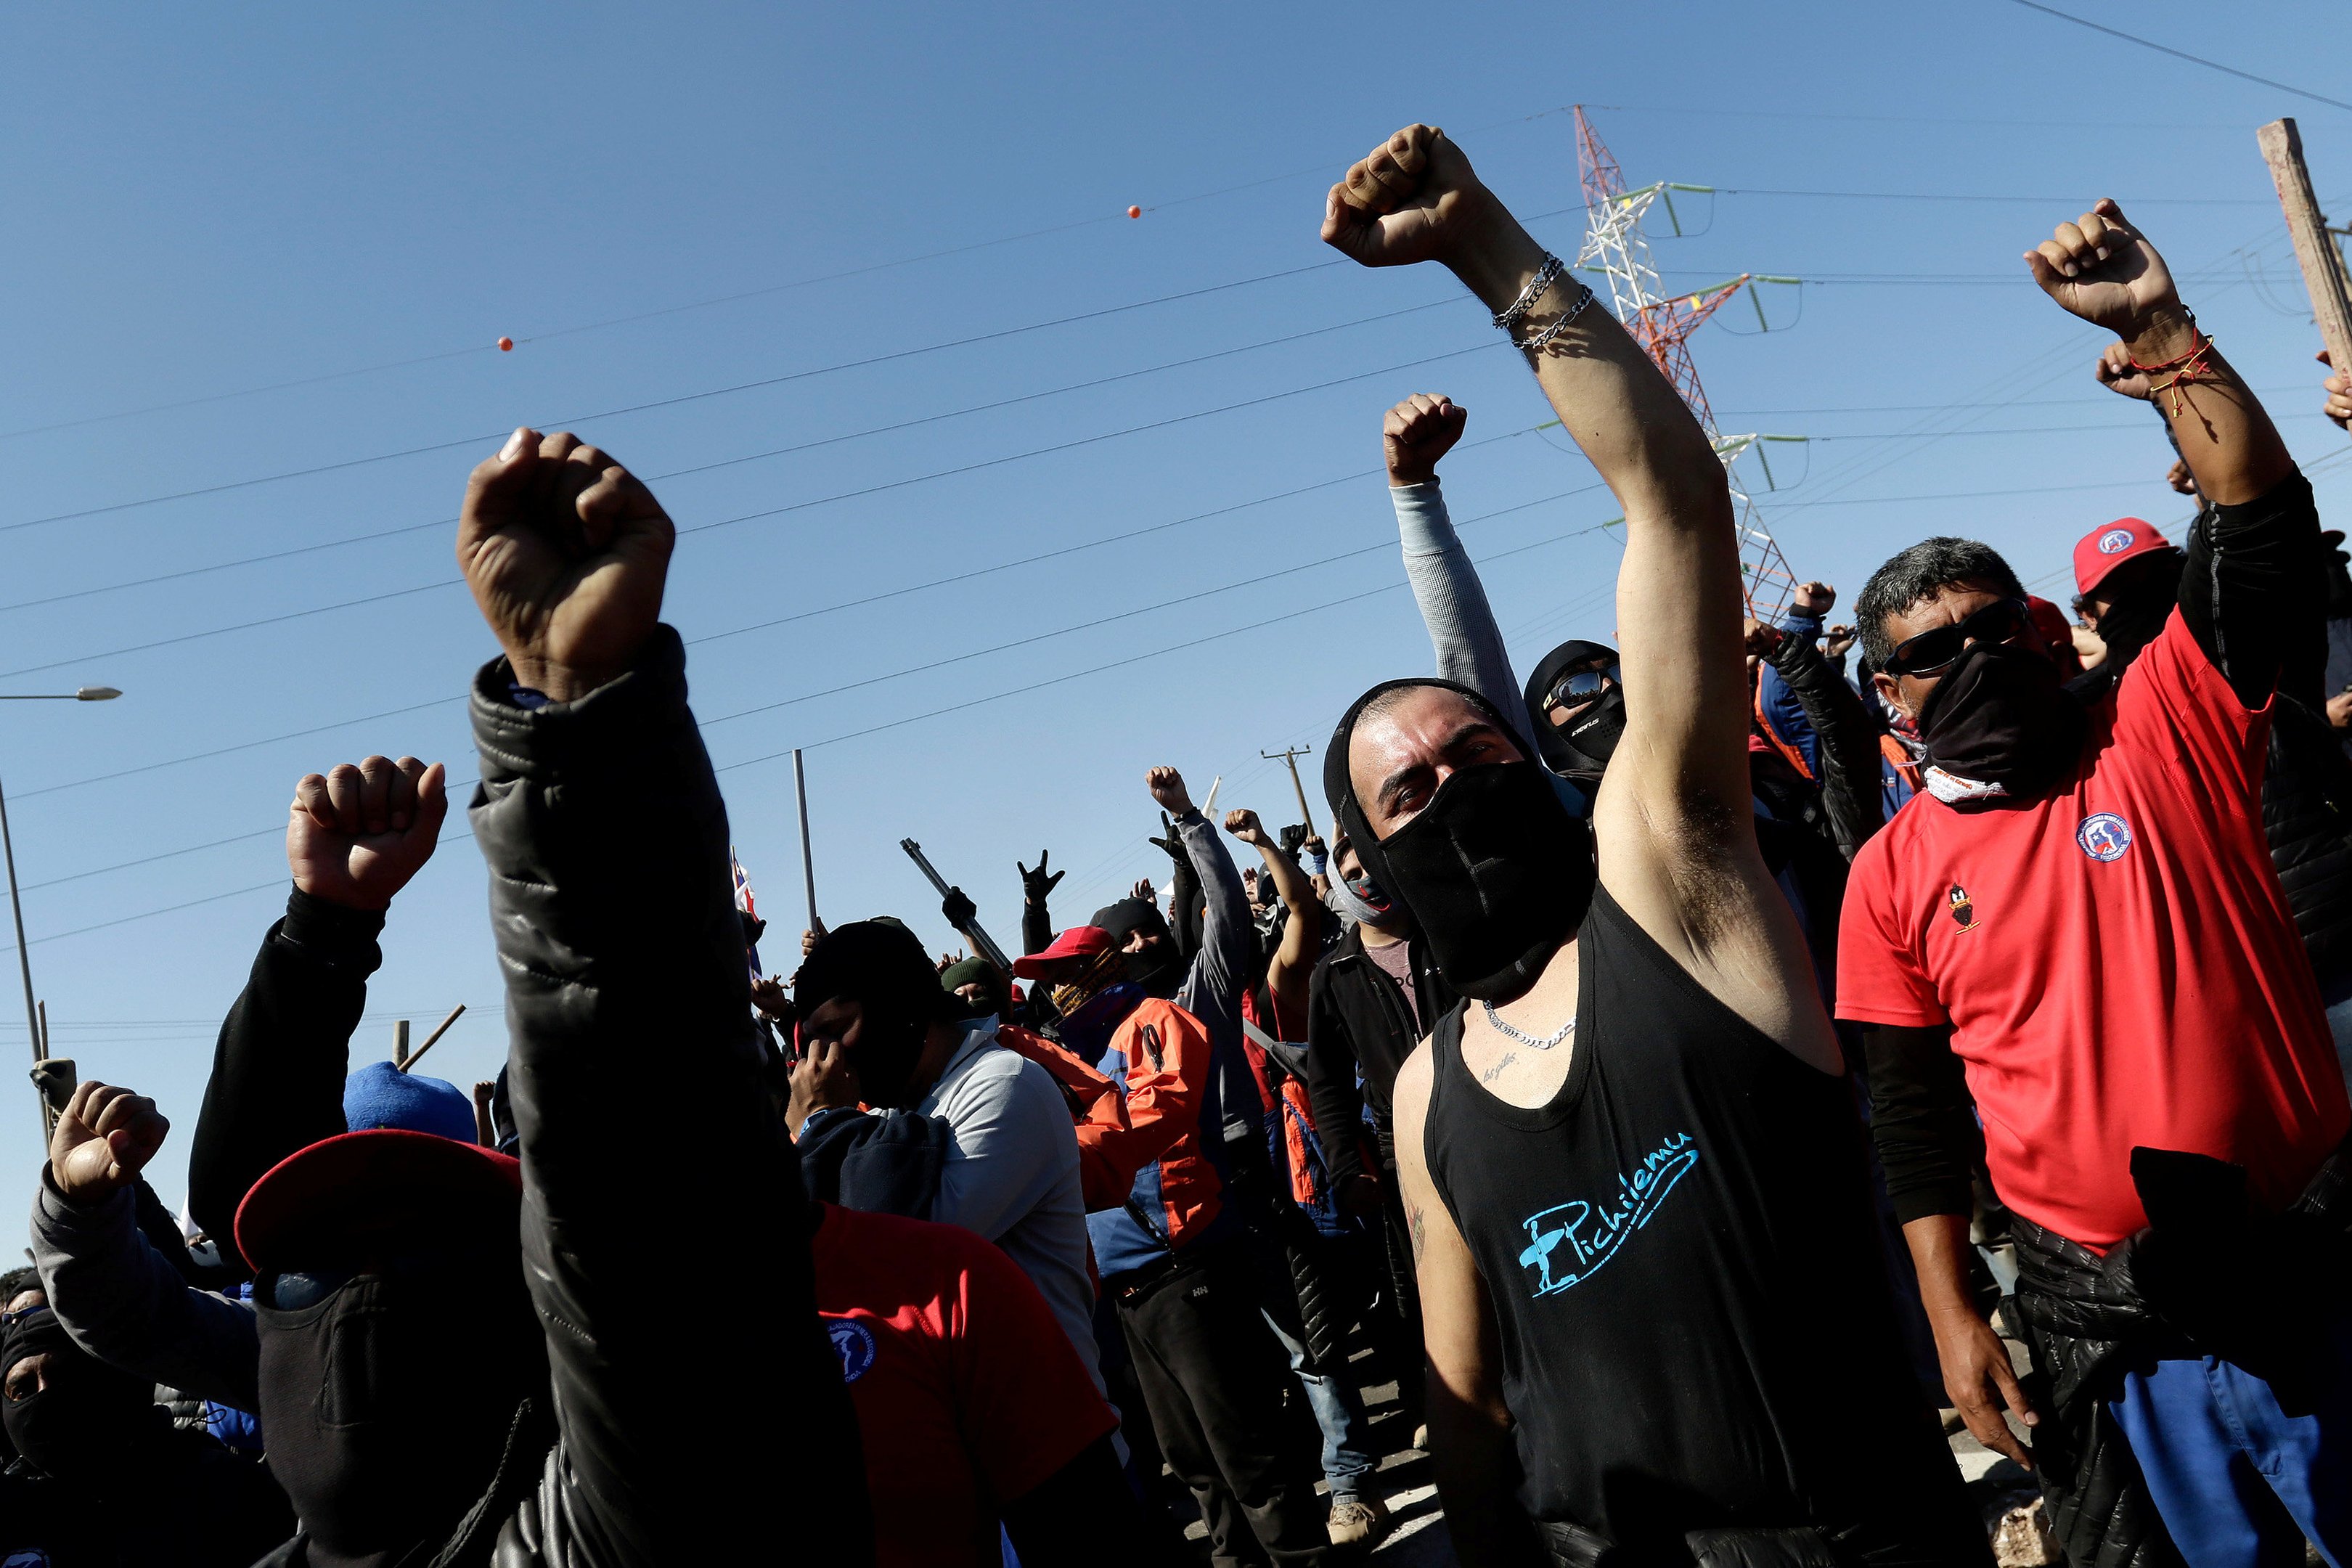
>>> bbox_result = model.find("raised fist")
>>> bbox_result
[2094,341,2155,402]
[1321,125,1498,271]
[1222,808,1270,847]
[458,428,677,703]
[50,1082,168,1204]
[2322,349,2352,433]
[942,886,979,933]
[1384,393,1469,486]
[1791,581,1836,618]
[288,756,449,911]
[2022,200,2184,345]
[2166,458,2197,496]
[1824,624,1858,661]
[1129,878,1157,903]
[1146,766,1194,817]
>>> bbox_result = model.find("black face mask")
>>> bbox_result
[1365,761,1594,1003]
[1916,640,2086,798]
[2089,552,2184,677]
[1548,685,1627,774]
[257,1249,543,1568]
[1123,942,1184,999]
[1,1310,157,1490]
[841,1001,932,1108]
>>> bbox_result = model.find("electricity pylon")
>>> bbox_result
[1572,106,1798,620]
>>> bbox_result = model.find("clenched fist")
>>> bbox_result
[1322,125,1500,272]
[50,1082,168,1204]
[1146,766,1194,817]
[289,756,449,910]
[2023,200,2189,354]
[1385,394,1468,486]
[459,428,677,703]
[1222,808,1271,847]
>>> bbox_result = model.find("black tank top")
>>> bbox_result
[1424,886,1959,1548]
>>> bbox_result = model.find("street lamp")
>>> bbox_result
[0,685,121,1136]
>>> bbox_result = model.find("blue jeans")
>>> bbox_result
[1260,1310,1376,1500]
[2107,1318,2352,1568]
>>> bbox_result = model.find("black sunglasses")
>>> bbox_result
[1543,662,1621,714]
[1882,598,2031,679]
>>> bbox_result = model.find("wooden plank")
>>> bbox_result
[2258,118,2352,377]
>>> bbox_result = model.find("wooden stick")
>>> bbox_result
[396,1004,466,1073]
[2258,119,2352,377]
[391,1018,409,1070]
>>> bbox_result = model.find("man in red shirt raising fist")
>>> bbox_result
[1841,199,2352,1566]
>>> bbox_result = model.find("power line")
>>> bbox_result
[0,293,1462,618]
[0,337,1507,682]
[2006,0,2352,115]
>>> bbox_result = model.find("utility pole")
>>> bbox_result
[2258,119,2352,380]
[1261,746,1316,838]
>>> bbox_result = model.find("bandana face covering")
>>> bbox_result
[1915,639,2086,802]
[1368,761,1595,1002]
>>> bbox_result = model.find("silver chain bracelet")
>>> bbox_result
[1490,253,1565,332]
[1511,281,1597,353]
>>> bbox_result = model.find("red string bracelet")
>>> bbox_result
[2131,329,2218,417]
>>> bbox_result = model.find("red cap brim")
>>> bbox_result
[234,1129,521,1273]
[1010,925,1114,978]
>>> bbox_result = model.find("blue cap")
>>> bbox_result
[342,1060,477,1144]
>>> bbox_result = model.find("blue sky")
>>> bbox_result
[3,0,2350,1212]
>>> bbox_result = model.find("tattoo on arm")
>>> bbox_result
[1478,1050,1517,1085]
[1408,1201,1428,1260]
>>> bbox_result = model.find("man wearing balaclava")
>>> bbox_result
[160,429,872,1567]
[1842,205,2352,1564]
[1320,123,1981,1561]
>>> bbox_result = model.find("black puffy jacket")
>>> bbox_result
[2261,692,2352,990]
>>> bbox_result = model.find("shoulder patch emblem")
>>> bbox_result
[1946,883,1977,931]
[828,1319,877,1384]
[2077,812,2133,862]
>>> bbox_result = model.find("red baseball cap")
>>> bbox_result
[2073,518,2176,598]
[1010,925,1114,978]
[234,1129,522,1274]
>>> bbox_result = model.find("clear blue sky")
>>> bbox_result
[4,0,2350,1216]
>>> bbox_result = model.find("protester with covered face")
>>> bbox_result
[1842,202,2352,1564]
[788,918,1101,1394]
[0,1090,291,1568]
[1748,582,1887,862]
[163,427,873,1565]
[1013,917,1330,1566]
[1322,122,1980,1563]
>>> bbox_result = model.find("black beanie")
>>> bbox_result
[796,921,960,1026]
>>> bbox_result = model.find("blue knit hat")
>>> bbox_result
[342,1060,477,1143]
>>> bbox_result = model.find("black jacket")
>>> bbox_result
[246,630,873,1567]
[2261,691,2352,989]
[1303,924,1455,1183]
[1763,626,1883,861]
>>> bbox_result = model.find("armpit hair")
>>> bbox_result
[1643,785,1749,949]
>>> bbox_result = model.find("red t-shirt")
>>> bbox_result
[1837,615,2349,1248]
[810,1204,1120,1567]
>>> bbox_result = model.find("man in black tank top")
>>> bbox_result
[1317,126,1984,1567]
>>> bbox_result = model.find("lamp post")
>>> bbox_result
[0,686,121,1136]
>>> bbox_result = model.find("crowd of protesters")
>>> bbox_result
[9,120,2352,1568]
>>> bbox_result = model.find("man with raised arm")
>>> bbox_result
[1844,203,2352,1565]
[1320,126,1978,1566]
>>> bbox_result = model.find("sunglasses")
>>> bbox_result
[1543,662,1621,714]
[1882,598,2031,679]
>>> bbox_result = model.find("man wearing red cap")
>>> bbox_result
[1016,921,1331,1566]
[1843,203,2352,1564]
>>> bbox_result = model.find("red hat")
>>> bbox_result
[234,1129,521,1274]
[1010,926,1114,978]
[2073,518,2175,598]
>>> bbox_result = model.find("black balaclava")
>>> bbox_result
[1522,640,1624,777]
[937,956,1003,1021]
[1,1306,160,1490]
[1916,639,2088,799]
[795,919,960,1106]
[257,1229,543,1568]
[1325,678,1596,1003]
[1091,899,1183,997]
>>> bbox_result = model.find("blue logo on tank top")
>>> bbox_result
[1515,1132,1699,1297]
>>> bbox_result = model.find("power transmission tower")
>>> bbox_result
[1572,106,1798,621]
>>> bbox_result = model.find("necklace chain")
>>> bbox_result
[1479,999,1576,1051]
